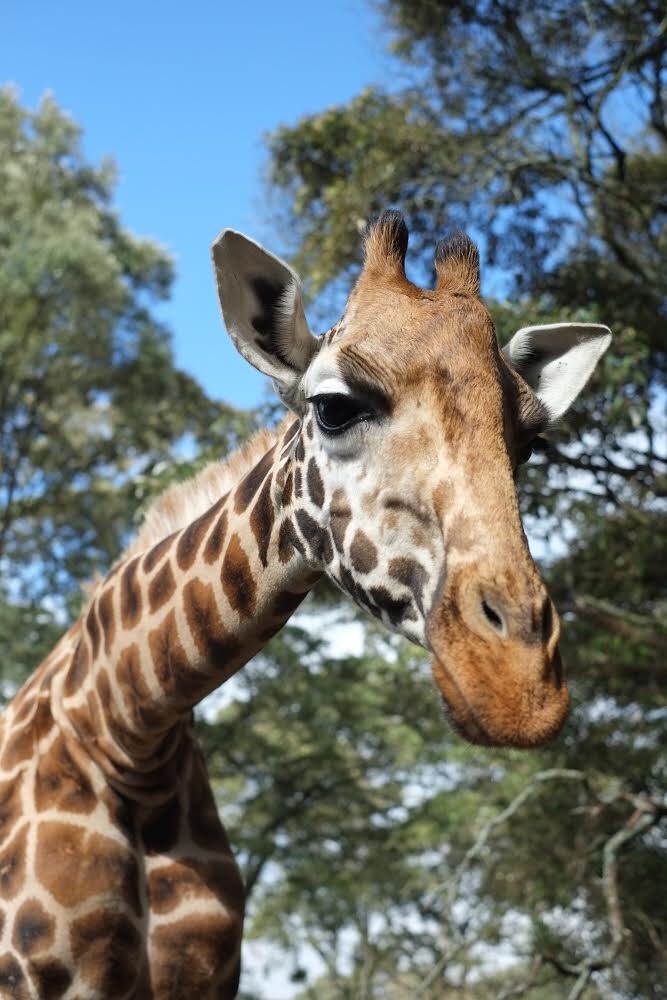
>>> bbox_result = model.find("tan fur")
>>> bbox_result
[362,213,409,283]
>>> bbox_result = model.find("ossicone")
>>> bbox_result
[435,231,481,296]
[363,210,409,278]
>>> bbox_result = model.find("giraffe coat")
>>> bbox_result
[0,212,611,997]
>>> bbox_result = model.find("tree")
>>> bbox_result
[0,89,252,688]
[231,3,667,995]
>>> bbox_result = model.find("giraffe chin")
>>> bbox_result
[430,651,570,750]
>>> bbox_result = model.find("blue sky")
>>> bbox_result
[2,0,388,409]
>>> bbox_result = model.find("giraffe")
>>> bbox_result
[0,211,611,998]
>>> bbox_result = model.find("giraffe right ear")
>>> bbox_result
[212,230,319,405]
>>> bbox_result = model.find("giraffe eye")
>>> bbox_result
[310,394,374,434]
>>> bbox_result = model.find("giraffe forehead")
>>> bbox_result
[315,295,500,398]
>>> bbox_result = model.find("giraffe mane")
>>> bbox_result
[121,420,287,561]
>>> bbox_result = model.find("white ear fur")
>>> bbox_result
[503,322,612,422]
[212,230,319,404]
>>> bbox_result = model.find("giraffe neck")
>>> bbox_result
[51,418,319,796]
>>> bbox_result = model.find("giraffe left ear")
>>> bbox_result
[503,322,612,423]
[212,230,319,405]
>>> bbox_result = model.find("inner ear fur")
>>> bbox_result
[212,229,319,401]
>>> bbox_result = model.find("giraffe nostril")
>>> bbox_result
[481,598,506,635]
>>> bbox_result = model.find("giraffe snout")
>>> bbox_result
[427,567,568,749]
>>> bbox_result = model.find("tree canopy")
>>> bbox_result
[2,5,666,994]
[0,89,252,687]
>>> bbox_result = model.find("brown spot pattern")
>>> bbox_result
[1,724,33,771]
[99,783,135,840]
[278,518,298,563]
[66,705,97,755]
[0,954,26,997]
[183,579,240,670]
[350,530,378,574]
[86,602,101,658]
[120,557,142,629]
[370,586,416,625]
[389,556,427,610]
[13,695,35,725]
[250,477,275,567]
[70,909,141,997]
[97,586,115,655]
[272,589,308,618]
[13,898,55,955]
[330,500,352,553]
[282,419,299,450]
[203,510,228,564]
[0,780,21,843]
[189,759,236,853]
[116,643,163,732]
[29,959,72,1000]
[63,640,90,697]
[295,509,332,564]
[281,470,293,507]
[338,566,372,612]
[176,499,223,571]
[307,458,324,507]
[148,856,235,916]
[234,446,275,513]
[35,737,96,814]
[150,913,241,998]
[0,824,27,900]
[1,695,51,769]
[148,610,201,703]
[143,531,176,573]
[222,534,257,620]
[446,511,476,552]
[148,559,176,613]
[36,822,141,914]
[96,666,111,707]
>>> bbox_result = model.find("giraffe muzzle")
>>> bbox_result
[427,573,569,748]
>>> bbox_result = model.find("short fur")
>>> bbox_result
[0,210,609,1000]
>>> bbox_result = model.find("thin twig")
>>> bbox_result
[417,770,588,995]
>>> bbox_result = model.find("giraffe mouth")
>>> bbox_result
[430,651,569,750]
[431,656,498,746]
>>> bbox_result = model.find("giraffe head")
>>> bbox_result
[213,212,610,749]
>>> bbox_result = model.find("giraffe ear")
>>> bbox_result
[212,230,319,404]
[503,322,612,423]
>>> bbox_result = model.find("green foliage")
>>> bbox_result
[0,89,253,687]
[3,8,666,995]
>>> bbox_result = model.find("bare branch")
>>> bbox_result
[564,596,667,657]
[417,770,588,995]
[417,773,666,997]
